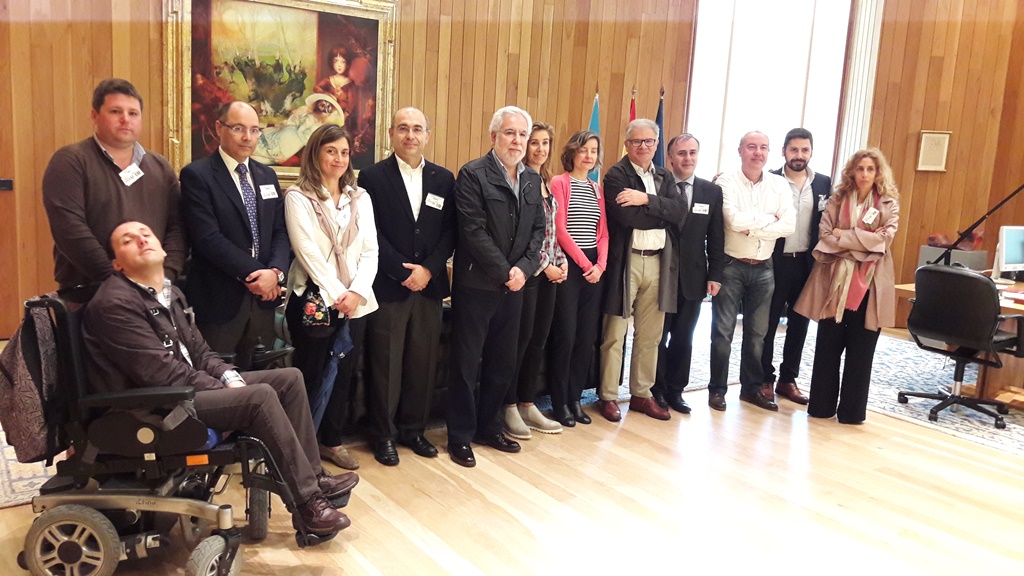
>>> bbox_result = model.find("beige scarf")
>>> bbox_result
[823,190,881,322]
[287,184,362,287]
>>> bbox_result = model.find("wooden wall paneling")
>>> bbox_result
[567,0,589,132]
[0,0,17,335]
[480,0,499,152]
[423,0,440,144]
[434,0,452,166]
[441,0,459,167]
[988,4,1024,247]
[395,0,413,111]
[594,0,617,161]
[531,0,553,127]
[27,2,57,301]
[458,0,479,168]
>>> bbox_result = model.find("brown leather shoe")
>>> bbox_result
[292,494,351,535]
[739,391,779,411]
[776,381,809,405]
[629,396,671,420]
[317,470,359,500]
[599,400,622,422]
[708,393,727,411]
[760,382,775,400]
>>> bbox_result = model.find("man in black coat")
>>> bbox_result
[598,119,687,423]
[180,102,291,369]
[359,107,457,466]
[760,128,832,404]
[446,106,545,467]
[652,133,725,414]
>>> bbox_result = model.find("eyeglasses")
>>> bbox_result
[221,123,264,136]
[626,138,657,148]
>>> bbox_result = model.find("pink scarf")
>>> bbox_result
[824,190,882,322]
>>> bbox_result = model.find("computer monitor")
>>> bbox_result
[995,225,1024,275]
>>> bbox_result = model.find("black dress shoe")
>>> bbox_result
[472,434,522,453]
[739,391,779,412]
[552,405,576,427]
[667,396,692,414]
[568,401,592,425]
[652,391,669,409]
[708,392,727,412]
[448,443,476,467]
[374,439,400,466]
[398,434,438,458]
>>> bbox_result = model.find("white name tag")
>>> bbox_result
[259,184,278,199]
[119,163,144,186]
[818,195,828,211]
[692,203,709,215]
[425,193,445,210]
[862,207,880,225]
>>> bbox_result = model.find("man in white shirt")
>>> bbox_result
[761,129,832,405]
[708,131,796,411]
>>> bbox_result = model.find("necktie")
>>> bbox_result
[235,163,260,254]
[678,181,690,226]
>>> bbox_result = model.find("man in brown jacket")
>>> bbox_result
[82,221,355,539]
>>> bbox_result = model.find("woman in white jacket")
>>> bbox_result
[285,124,378,471]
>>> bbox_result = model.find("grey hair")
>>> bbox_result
[739,130,768,148]
[489,106,533,134]
[625,118,659,140]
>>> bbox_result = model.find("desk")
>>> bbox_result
[895,283,1024,409]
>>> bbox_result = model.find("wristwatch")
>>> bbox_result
[273,268,285,285]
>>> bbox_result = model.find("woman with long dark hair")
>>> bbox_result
[794,148,899,424]
[285,124,378,468]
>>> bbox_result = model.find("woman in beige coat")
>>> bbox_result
[794,148,899,424]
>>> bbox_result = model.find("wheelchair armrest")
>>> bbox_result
[218,352,237,363]
[996,314,1024,358]
[78,386,196,410]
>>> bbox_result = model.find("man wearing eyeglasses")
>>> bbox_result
[180,101,291,369]
[598,119,687,423]
[357,107,457,466]
[42,78,186,303]
[708,131,796,412]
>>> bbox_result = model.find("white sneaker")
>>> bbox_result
[519,405,563,434]
[503,406,533,439]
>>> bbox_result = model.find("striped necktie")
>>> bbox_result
[235,163,260,254]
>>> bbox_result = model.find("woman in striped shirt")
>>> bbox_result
[502,122,569,439]
[547,130,608,426]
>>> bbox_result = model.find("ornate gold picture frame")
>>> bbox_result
[163,0,396,183]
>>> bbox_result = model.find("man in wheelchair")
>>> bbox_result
[81,220,357,538]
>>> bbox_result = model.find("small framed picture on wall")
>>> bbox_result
[917,130,952,172]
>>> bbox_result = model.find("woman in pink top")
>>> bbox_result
[794,148,900,424]
[547,130,608,426]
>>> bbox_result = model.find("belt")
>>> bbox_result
[735,257,767,265]
[631,248,662,257]
[781,252,806,258]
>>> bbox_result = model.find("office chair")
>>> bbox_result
[898,264,1023,429]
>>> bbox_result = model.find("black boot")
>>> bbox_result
[568,401,592,425]
[552,405,576,427]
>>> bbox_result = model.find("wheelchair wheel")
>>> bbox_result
[23,505,121,576]
[185,535,242,576]
[247,485,269,541]
[179,514,212,549]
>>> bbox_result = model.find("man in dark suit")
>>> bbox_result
[598,119,687,423]
[761,128,832,404]
[652,133,725,414]
[446,106,545,468]
[180,101,291,369]
[359,107,457,466]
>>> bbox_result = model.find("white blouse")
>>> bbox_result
[284,185,379,319]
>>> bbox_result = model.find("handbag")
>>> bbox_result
[301,279,338,338]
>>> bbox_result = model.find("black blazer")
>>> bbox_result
[676,176,726,301]
[180,151,290,324]
[601,155,687,316]
[451,152,545,291]
[769,167,832,266]
[359,154,457,302]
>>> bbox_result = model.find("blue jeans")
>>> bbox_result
[709,257,775,395]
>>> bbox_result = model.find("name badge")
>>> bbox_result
[862,207,880,225]
[119,163,144,186]
[692,203,710,215]
[818,195,828,211]
[425,193,445,210]
[259,184,278,199]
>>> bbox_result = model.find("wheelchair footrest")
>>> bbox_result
[295,529,338,548]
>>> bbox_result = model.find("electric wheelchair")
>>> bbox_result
[16,296,345,576]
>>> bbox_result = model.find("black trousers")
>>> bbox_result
[195,368,321,505]
[653,296,704,398]
[446,284,524,444]
[198,294,277,371]
[365,293,443,441]
[547,249,602,409]
[761,252,814,384]
[285,293,367,447]
[506,274,557,404]
[807,296,880,423]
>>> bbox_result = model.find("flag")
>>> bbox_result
[622,88,637,157]
[653,87,666,168]
[588,91,600,181]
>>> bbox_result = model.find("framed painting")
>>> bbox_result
[163,0,396,182]
[917,130,952,172]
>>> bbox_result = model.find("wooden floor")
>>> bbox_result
[2,388,1022,575]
